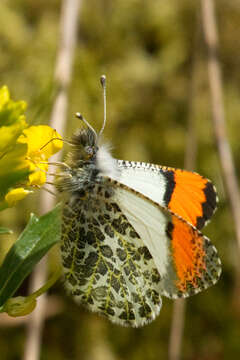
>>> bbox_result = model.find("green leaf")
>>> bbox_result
[0,203,61,306]
[0,227,13,235]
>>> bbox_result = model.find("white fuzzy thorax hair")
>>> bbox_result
[96,143,120,180]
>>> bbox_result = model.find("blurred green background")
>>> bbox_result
[0,0,240,359]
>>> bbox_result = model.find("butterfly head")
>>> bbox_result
[69,112,118,177]
[67,75,107,165]
[70,114,99,163]
[56,75,118,193]
[70,74,107,163]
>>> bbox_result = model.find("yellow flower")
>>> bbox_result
[17,125,63,186]
[5,188,33,207]
[0,86,27,154]
[0,86,63,209]
[0,142,30,211]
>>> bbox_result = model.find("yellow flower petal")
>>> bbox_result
[0,86,27,120]
[0,85,27,154]
[18,125,63,160]
[0,86,10,107]
[28,170,47,186]
[5,188,32,207]
[26,159,48,186]
[0,116,27,153]
[17,125,62,186]
[0,142,29,175]
[0,142,31,206]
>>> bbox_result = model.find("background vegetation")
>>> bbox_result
[0,0,240,359]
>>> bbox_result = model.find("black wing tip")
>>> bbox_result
[196,181,218,229]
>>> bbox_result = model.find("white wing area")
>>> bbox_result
[115,185,171,278]
[116,160,167,206]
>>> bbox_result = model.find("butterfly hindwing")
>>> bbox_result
[108,178,221,299]
[61,185,162,327]
[117,160,217,230]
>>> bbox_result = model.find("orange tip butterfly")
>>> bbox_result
[56,75,221,327]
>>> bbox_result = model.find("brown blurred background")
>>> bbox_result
[0,0,240,359]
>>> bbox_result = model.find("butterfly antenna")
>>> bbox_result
[99,74,107,137]
[75,112,98,139]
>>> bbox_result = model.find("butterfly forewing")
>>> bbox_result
[61,184,162,327]
[117,160,217,230]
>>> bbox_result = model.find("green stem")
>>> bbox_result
[30,267,62,299]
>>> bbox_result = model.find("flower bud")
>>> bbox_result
[4,296,37,317]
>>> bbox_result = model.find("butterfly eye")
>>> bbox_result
[85,146,94,156]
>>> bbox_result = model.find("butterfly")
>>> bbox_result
[56,76,221,327]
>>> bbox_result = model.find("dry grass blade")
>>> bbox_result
[168,15,200,360]
[200,0,240,304]
[22,1,82,359]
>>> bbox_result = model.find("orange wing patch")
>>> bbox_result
[170,216,207,293]
[162,168,217,229]
[165,214,221,298]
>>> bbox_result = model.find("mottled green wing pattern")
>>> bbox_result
[60,185,162,327]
